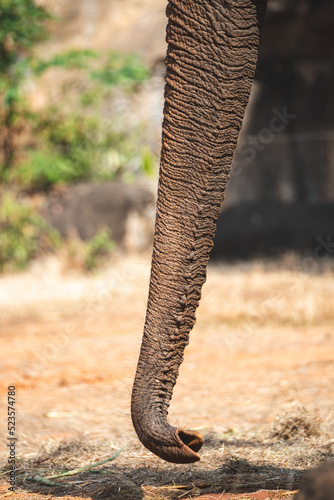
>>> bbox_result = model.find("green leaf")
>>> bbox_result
[0,192,61,272]
[90,51,150,88]
[33,49,98,75]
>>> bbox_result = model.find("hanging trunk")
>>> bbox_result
[131,0,268,463]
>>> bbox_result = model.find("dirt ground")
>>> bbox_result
[1,254,333,499]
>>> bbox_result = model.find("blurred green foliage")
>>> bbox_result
[14,110,156,189]
[91,52,150,89]
[0,0,52,175]
[0,0,155,273]
[14,150,79,191]
[60,228,115,273]
[0,0,51,70]
[84,228,115,271]
[0,192,116,273]
[33,49,99,74]
[0,0,155,189]
[0,191,60,272]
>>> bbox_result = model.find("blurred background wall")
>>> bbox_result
[227,0,334,206]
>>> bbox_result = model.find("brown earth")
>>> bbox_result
[0,255,333,499]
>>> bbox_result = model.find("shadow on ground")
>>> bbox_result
[4,456,305,500]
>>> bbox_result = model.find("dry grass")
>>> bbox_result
[198,259,334,329]
[269,406,322,443]
[1,420,333,499]
[0,255,333,499]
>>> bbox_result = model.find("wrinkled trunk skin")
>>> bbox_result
[131,0,268,463]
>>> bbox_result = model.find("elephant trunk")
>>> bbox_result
[131,0,267,463]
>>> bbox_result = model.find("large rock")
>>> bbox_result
[42,182,155,251]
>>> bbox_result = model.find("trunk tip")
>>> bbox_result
[154,428,204,463]
[177,429,204,454]
[169,428,204,463]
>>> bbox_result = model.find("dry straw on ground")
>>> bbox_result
[1,256,333,499]
[269,406,322,443]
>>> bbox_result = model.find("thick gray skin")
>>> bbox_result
[131,0,268,464]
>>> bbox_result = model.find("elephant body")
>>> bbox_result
[131,0,268,463]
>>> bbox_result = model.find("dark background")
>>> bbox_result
[214,0,334,259]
